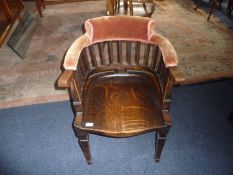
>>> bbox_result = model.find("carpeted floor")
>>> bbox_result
[0,79,233,175]
[0,0,232,109]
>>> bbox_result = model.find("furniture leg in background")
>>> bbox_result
[34,0,86,17]
[35,0,43,17]
[226,0,233,17]
[194,0,219,21]
[107,0,155,17]
[207,0,217,21]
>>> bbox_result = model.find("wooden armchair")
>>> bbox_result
[58,16,179,164]
[107,0,155,17]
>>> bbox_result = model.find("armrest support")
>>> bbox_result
[169,67,186,84]
[57,70,74,88]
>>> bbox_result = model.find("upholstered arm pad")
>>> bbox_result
[63,34,90,70]
[149,33,178,67]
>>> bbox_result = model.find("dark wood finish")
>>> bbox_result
[155,124,170,162]
[58,40,178,164]
[107,0,155,17]
[207,0,218,21]
[194,0,218,21]
[227,0,233,17]
[194,0,233,21]
[0,0,24,46]
[75,126,92,164]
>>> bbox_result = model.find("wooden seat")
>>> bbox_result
[58,16,180,164]
[75,71,164,136]
[107,0,155,17]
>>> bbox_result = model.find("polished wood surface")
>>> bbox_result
[0,0,24,46]
[77,73,164,136]
[58,40,177,164]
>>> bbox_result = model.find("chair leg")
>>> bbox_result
[154,126,170,162]
[42,0,46,9]
[76,128,92,164]
[194,0,201,11]
[207,0,217,21]
[35,0,43,17]
[227,0,233,17]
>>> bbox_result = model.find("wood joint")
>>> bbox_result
[163,99,171,103]
[73,101,81,106]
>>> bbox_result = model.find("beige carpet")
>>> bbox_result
[0,0,232,109]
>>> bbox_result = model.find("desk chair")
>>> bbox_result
[58,16,179,164]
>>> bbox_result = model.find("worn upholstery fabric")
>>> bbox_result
[63,16,178,70]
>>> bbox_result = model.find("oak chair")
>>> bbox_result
[107,0,155,17]
[58,16,179,164]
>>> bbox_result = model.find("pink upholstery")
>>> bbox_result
[63,16,178,70]
[150,33,178,67]
[85,16,156,43]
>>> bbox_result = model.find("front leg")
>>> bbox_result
[155,126,171,162]
[75,128,92,164]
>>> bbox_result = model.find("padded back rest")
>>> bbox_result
[85,16,156,44]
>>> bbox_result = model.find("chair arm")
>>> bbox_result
[169,67,186,84]
[57,70,74,88]
[63,34,90,70]
[149,32,178,68]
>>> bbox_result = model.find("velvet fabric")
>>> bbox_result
[63,16,178,70]
[63,34,90,70]
[85,16,156,43]
[150,33,178,67]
